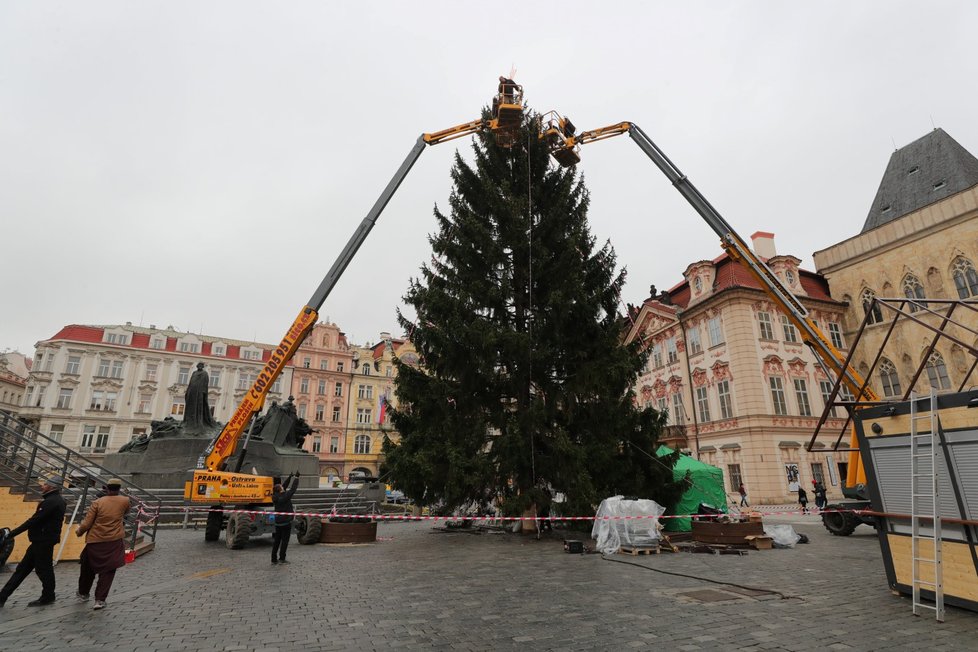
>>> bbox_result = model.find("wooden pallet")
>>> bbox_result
[620,545,660,555]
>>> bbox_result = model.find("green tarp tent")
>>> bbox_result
[656,445,728,532]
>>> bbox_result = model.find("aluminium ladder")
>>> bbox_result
[909,388,945,621]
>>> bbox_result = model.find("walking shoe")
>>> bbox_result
[271,558,278,564]
[93,600,106,610]
[27,598,55,607]
[77,592,90,601]
[278,559,290,564]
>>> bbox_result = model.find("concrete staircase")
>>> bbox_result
[0,412,162,564]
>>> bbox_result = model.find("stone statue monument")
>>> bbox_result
[184,362,217,433]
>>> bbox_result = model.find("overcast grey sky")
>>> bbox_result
[2,1,977,356]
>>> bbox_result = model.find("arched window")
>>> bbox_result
[902,274,925,312]
[878,358,901,398]
[354,434,371,455]
[361,363,372,376]
[861,288,883,325]
[952,257,978,299]
[925,352,951,391]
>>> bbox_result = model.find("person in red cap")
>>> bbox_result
[76,477,132,610]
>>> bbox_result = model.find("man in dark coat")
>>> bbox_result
[271,472,300,564]
[0,475,68,607]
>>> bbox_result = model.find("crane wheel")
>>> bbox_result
[295,515,322,545]
[822,505,859,536]
[205,508,223,542]
[226,512,253,549]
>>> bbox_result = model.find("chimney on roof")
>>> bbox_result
[150,325,156,330]
[750,231,777,259]
[125,321,132,326]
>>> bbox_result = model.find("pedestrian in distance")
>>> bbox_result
[0,474,67,608]
[271,471,300,565]
[738,482,749,507]
[814,481,827,510]
[798,486,809,514]
[76,477,132,610]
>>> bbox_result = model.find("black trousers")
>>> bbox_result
[272,523,291,561]
[0,542,56,602]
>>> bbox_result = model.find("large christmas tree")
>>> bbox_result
[383,110,682,519]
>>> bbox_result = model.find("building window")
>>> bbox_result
[334,383,343,397]
[238,372,253,391]
[332,406,341,422]
[65,355,81,375]
[242,349,261,361]
[105,333,129,345]
[320,359,329,370]
[666,337,679,364]
[57,388,72,409]
[781,315,799,344]
[358,384,374,400]
[361,364,371,376]
[318,380,326,395]
[354,434,371,454]
[170,398,185,416]
[177,366,191,385]
[356,408,372,424]
[90,390,118,412]
[717,380,733,420]
[811,462,825,486]
[819,380,839,418]
[925,352,951,390]
[708,317,724,347]
[131,427,147,440]
[110,360,123,379]
[861,288,883,325]
[315,404,325,421]
[81,425,111,452]
[150,337,165,350]
[303,357,311,369]
[671,393,685,426]
[793,378,811,417]
[138,393,153,413]
[48,424,65,443]
[207,369,220,388]
[312,436,322,453]
[96,358,111,377]
[329,436,339,453]
[179,342,199,353]
[656,397,668,418]
[145,364,158,381]
[386,366,393,377]
[879,358,902,398]
[727,464,743,492]
[271,378,282,394]
[757,312,774,340]
[300,378,309,394]
[695,386,711,422]
[336,362,345,373]
[952,258,978,299]
[652,344,663,368]
[297,404,306,419]
[769,377,787,416]
[902,274,926,312]
[828,322,844,349]
[212,344,226,356]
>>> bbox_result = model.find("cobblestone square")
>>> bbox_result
[1,515,976,651]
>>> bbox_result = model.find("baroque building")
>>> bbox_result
[290,321,355,485]
[814,128,978,400]
[0,351,31,418]
[18,323,292,464]
[625,233,850,505]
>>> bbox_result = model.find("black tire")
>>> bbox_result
[226,512,252,549]
[822,505,859,536]
[205,508,223,542]
[295,515,322,545]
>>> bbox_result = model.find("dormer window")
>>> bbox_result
[149,336,166,350]
[693,277,703,292]
[212,343,226,357]
[880,205,891,213]
[103,331,130,346]
[785,270,796,286]
[908,166,919,175]
[933,180,947,191]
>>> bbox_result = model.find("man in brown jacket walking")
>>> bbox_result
[76,478,131,610]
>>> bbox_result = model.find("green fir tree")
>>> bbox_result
[383,110,682,518]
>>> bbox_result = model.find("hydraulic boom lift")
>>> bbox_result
[540,115,880,532]
[184,80,525,548]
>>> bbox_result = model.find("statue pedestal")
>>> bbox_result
[102,437,320,489]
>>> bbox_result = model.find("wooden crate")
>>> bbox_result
[691,520,763,545]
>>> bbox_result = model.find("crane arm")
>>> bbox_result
[201,116,499,473]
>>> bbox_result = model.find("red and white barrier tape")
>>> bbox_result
[144,505,865,521]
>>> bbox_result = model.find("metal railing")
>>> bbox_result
[0,412,163,556]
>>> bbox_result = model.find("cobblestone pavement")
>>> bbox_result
[0,514,976,651]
